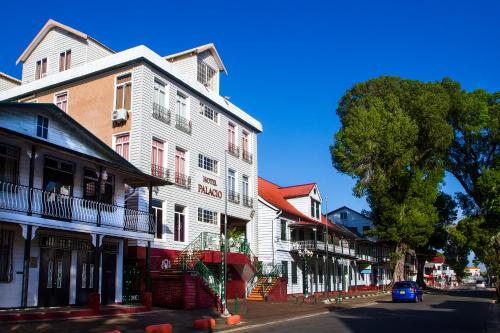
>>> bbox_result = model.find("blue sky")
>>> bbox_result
[1,0,499,216]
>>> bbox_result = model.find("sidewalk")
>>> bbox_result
[0,293,391,333]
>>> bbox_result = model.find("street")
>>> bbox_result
[235,288,497,333]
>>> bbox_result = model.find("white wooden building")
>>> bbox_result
[0,102,164,308]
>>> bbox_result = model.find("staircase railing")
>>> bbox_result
[194,261,222,297]
[246,262,283,297]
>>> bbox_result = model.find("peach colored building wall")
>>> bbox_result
[21,66,133,146]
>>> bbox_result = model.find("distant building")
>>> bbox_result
[465,266,481,277]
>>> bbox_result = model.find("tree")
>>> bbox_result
[416,192,458,286]
[331,76,453,282]
[442,80,500,298]
[443,225,470,281]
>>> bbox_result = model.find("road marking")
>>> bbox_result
[221,301,380,332]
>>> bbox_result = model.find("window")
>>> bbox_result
[153,80,166,107]
[35,58,47,80]
[176,92,188,119]
[36,115,49,139]
[82,168,114,204]
[0,230,14,282]
[242,175,249,196]
[280,219,287,241]
[281,261,288,280]
[291,261,298,284]
[340,211,348,220]
[228,169,236,193]
[175,148,186,176]
[198,208,218,224]
[59,50,71,71]
[115,133,130,160]
[174,205,185,242]
[198,154,218,173]
[199,103,218,123]
[115,74,132,110]
[242,131,250,154]
[0,144,19,184]
[197,61,216,89]
[310,199,320,219]
[152,199,163,239]
[55,92,68,113]
[228,123,236,151]
[151,138,164,169]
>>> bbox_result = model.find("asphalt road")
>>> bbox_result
[236,287,497,333]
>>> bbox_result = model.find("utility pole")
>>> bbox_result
[221,150,229,316]
[324,196,329,299]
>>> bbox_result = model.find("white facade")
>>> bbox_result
[0,103,157,308]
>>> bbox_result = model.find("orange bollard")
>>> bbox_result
[193,318,216,330]
[226,314,241,325]
[144,323,173,333]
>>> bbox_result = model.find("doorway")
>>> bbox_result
[43,157,74,220]
[38,248,71,307]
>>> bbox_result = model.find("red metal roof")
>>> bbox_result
[431,256,445,264]
[258,177,316,223]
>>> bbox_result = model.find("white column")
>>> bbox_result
[115,240,124,303]
[69,250,77,305]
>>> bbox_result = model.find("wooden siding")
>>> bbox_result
[0,77,20,92]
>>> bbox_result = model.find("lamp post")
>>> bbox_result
[298,248,313,297]
[221,150,229,316]
[324,196,329,299]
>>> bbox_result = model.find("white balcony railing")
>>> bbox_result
[0,181,154,234]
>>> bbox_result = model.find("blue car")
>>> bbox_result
[392,281,423,303]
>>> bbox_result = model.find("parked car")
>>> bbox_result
[392,281,423,303]
[475,280,486,288]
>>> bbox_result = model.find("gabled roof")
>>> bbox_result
[328,205,372,221]
[258,177,313,222]
[165,43,227,74]
[16,19,114,64]
[0,72,21,85]
[280,183,316,199]
[431,256,445,264]
[0,45,263,133]
[0,102,167,187]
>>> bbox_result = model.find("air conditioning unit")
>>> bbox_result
[112,108,128,124]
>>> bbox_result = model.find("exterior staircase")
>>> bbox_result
[246,263,283,301]
[166,232,224,311]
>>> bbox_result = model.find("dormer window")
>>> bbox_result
[35,58,47,80]
[311,199,320,219]
[59,50,71,71]
[197,61,216,89]
[340,211,348,220]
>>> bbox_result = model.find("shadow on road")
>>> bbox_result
[326,289,493,333]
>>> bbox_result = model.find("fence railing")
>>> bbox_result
[228,143,240,158]
[228,191,240,204]
[175,114,192,134]
[174,172,191,189]
[0,180,154,234]
[242,150,253,164]
[242,195,253,208]
[151,164,170,182]
[152,103,171,124]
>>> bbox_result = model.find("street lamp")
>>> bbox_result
[298,248,313,297]
[221,150,229,316]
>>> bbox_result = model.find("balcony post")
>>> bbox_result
[27,145,36,216]
[146,183,153,292]
[20,225,32,308]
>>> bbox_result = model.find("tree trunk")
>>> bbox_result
[391,243,407,284]
[416,253,427,287]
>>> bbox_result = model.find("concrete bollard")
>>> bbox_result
[226,314,241,325]
[193,318,216,330]
[145,323,173,333]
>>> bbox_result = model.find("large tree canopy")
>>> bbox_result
[331,76,454,281]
